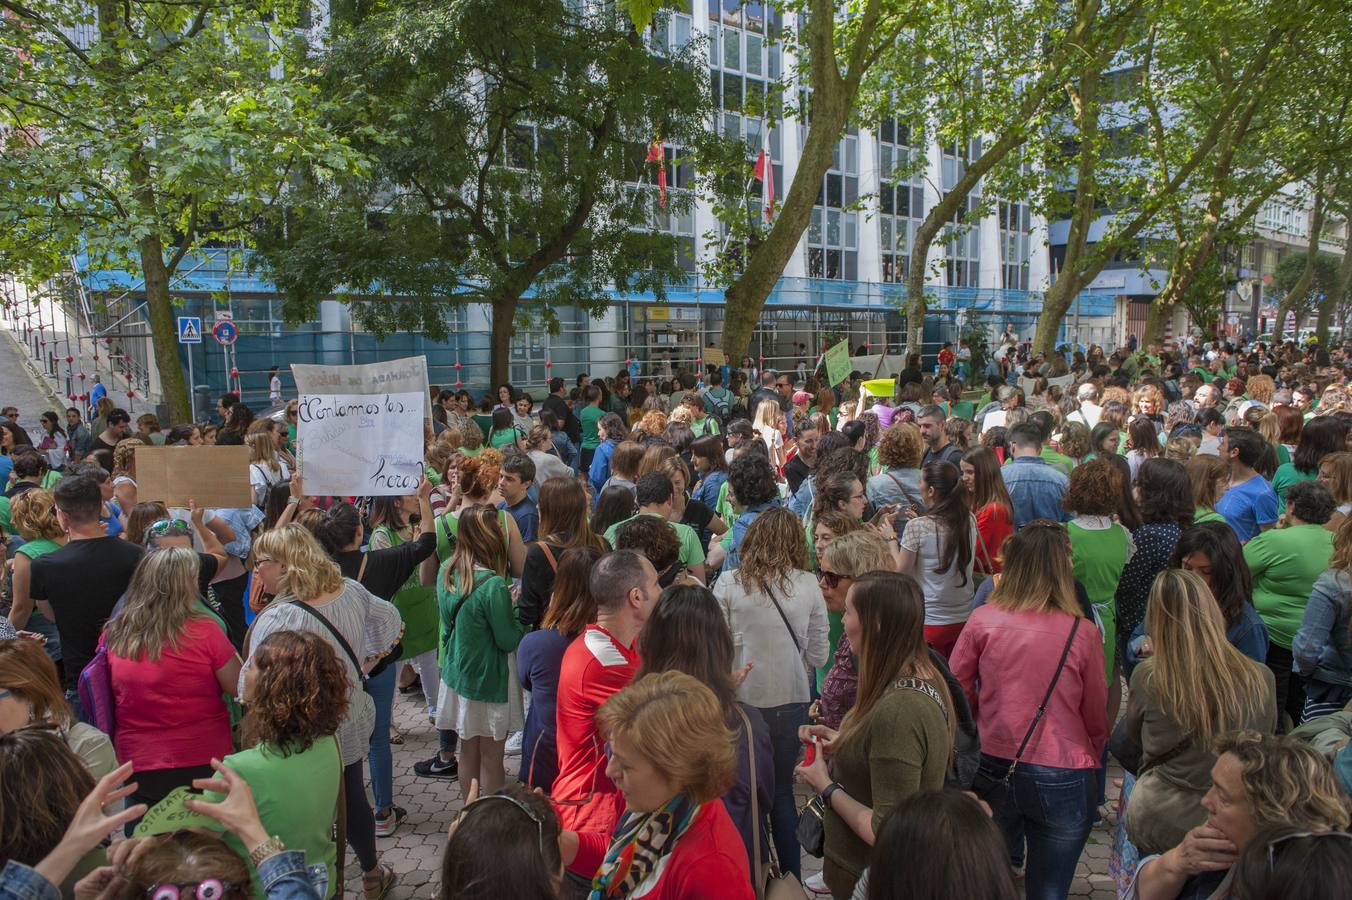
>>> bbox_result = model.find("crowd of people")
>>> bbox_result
[3,334,1352,900]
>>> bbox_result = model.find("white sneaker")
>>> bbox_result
[505,731,523,756]
[804,872,830,895]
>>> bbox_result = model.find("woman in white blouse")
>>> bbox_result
[713,506,829,880]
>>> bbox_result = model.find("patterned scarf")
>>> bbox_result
[589,794,701,898]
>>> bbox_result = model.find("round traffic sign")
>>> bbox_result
[212,320,238,346]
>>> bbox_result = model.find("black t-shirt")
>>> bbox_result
[90,435,119,455]
[29,536,145,691]
[518,541,561,631]
[197,552,220,600]
[784,456,812,496]
[335,532,437,602]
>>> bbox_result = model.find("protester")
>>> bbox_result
[0,638,116,779]
[796,571,955,899]
[895,461,976,656]
[4,489,65,654]
[440,784,564,900]
[1216,427,1280,542]
[951,522,1108,900]
[1292,515,1352,721]
[1115,459,1193,671]
[1002,422,1070,528]
[1167,521,1271,662]
[1063,458,1132,678]
[1117,570,1277,856]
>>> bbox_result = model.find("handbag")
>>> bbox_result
[971,617,1082,808]
[1109,716,1190,778]
[737,706,806,899]
[794,793,826,859]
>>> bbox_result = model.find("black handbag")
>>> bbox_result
[795,793,826,858]
[971,617,1082,809]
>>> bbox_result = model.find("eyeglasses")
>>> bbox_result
[148,518,189,533]
[817,569,850,589]
[254,556,275,566]
[146,880,243,900]
[1266,830,1352,870]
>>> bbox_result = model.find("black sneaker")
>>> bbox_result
[413,754,458,779]
[375,806,407,837]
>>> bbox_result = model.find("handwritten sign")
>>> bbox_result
[291,356,432,418]
[132,787,222,837]
[296,392,424,496]
[823,339,851,387]
[135,445,252,509]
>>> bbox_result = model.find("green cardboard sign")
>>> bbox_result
[132,787,222,837]
[824,340,851,387]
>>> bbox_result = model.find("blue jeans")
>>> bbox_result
[756,702,810,880]
[979,754,1097,900]
[366,664,396,813]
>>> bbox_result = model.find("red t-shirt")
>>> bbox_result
[553,624,638,872]
[975,501,1014,574]
[938,348,956,367]
[110,616,235,772]
[575,800,755,900]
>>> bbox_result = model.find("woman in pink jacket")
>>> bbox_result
[950,520,1108,900]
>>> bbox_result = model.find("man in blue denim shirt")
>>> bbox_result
[1001,422,1070,529]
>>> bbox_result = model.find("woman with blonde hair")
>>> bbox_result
[1293,515,1352,720]
[432,505,527,800]
[951,522,1108,900]
[1118,569,1276,856]
[105,547,242,809]
[753,398,785,468]
[243,523,402,900]
[714,506,830,879]
[814,530,896,728]
[1132,383,1166,430]
[1186,454,1230,526]
[247,430,289,507]
[575,671,753,900]
[5,488,66,649]
[110,437,143,513]
[1317,449,1352,532]
[796,571,955,898]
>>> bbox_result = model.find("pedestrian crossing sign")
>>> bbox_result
[177,316,202,344]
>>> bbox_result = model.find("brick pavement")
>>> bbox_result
[350,682,1120,898]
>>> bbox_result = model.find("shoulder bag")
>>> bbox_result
[970,617,1081,809]
[737,706,806,899]
[885,471,924,516]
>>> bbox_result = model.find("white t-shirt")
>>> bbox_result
[250,459,290,502]
[900,514,978,625]
[269,375,282,404]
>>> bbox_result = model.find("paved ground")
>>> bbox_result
[355,680,1120,898]
[0,302,65,419]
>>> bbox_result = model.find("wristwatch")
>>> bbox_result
[248,835,286,866]
[819,782,845,806]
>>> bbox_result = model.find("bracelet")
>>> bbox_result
[286,497,300,506]
[820,782,844,806]
[248,835,286,866]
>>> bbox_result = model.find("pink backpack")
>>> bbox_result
[77,634,116,737]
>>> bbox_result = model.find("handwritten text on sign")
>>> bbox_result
[297,392,424,496]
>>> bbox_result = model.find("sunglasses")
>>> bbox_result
[817,569,850,589]
[149,518,189,533]
[147,881,241,900]
[1266,830,1352,870]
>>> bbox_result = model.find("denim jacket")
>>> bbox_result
[1293,568,1352,687]
[1,851,325,900]
[1000,456,1070,529]
[723,501,779,570]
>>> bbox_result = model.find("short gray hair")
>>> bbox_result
[917,404,946,422]
[1077,382,1099,402]
[590,549,651,614]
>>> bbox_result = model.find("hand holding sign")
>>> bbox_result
[131,786,223,837]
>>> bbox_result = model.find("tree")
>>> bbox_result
[0,0,364,420]
[711,0,917,361]
[897,0,1143,356]
[1030,0,1342,355]
[253,0,712,387]
[1270,249,1342,335]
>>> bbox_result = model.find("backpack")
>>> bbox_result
[77,634,117,738]
[704,387,733,424]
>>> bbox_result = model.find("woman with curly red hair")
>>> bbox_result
[226,629,350,895]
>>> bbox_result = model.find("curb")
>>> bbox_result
[0,325,68,412]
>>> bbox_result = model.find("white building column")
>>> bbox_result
[856,128,882,283]
[978,208,1001,291]
[922,140,946,287]
[1028,212,1051,291]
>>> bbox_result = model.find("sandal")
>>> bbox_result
[362,864,396,900]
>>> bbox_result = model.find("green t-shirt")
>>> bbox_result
[1271,463,1315,509]
[580,404,605,450]
[489,428,519,450]
[1040,447,1075,477]
[689,416,721,438]
[1244,524,1335,649]
[604,512,706,569]
[471,414,493,441]
[1068,520,1130,675]
[1194,507,1227,526]
[211,737,342,899]
[951,400,976,421]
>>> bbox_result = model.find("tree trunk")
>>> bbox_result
[1033,276,1081,356]
[488,295,517,389]
[1278,178,1327,342]
[1141,295,1176,349]
[138,235,191,422]
[1319,247,1352,346]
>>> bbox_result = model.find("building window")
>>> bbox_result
[877,118,922,283]
[998,200,1031,291]
[942,141,981,288]
[807,133,859,280]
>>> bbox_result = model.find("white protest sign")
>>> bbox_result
[296,392,424,496]
[291,356,432,418]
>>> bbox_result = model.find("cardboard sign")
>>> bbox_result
[134,445,252,509]
[703,346,727,366]
[291,356,432,418]
[132,787,222,837]
[296,392,424,497]
[823,339,851,387]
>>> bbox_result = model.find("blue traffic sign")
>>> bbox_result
[177,316,202,344]
[212,320,238,346]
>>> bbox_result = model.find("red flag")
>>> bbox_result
[646,139,667,209]
[754,148,775,221]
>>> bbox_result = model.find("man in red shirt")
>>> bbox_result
[552,549,661,880]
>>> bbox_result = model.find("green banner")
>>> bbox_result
[823,340,851,387]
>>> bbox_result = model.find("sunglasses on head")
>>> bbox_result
[457,793,548,855]
[147,880,241,900]
[149,518,189,533]
[1266,830,1352,870]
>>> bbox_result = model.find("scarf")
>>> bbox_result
[589,794,701,898]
